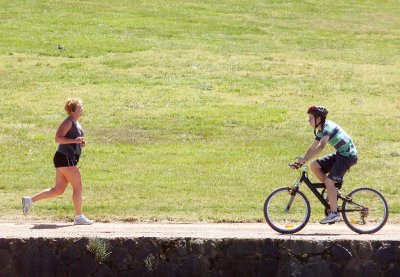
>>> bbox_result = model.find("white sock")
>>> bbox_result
[25,197,33,206]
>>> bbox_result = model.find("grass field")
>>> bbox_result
[0,0,399,223]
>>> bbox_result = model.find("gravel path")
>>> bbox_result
[1,222,399,241]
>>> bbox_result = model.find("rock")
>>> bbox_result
[69,254,98,276]
[330,244,353,263]
[0,249,13,269]
[8,239,27,257]
[162,239,188,267]
[262,239,280,258]
[328,262,344,277]
[152,259,175,276]
[204,240,218,259]
[374,244,398,269]
[96,263,115,277]
[307,259,334,277]
[123,239,138,257]
[218,256,267,277]
[188,239,218,259]
[134,240,161,261]
[1,237,400,276]
[282,240,331,256]
[0,249,17,276]
[38,243,67,277]
[225,240,256,258]
[349,241,373,259]
[108,247,133,271]
[278,256,305,277]
[260,257,279,276]
[59,243,82,265]
[14,243,38,276]
[181,255,210,277]
[187,238,205,255]
[385,265,400,277]
[346,257,379,277]
[130,263,152,277]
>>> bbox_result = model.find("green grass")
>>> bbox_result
[1,0,399,223]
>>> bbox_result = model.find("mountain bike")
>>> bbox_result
[263,162,389,234]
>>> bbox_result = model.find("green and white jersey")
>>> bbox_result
[315,120,357,157]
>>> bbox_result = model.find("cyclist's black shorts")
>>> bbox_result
[316,153,358,183]
[53,151,80,168]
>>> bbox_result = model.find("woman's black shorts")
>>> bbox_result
[53,152,80,168]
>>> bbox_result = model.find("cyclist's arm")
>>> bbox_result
[302,136,329,163]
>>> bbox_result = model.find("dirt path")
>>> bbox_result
[1,222,399,241]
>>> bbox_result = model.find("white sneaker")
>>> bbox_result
[74,214,95,225]
[320,212,341,224]
[22,197,33,215]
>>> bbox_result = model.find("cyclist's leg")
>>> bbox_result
[310,162,327,183]
[325,177,338,211]
[313,154,341,223]
[311,154,336,183]
[326,154,358,212]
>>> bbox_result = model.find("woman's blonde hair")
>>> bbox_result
[64,98,82,114]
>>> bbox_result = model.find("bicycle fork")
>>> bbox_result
[286,182,301,212]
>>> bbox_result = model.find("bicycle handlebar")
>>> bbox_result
[288,162,304,169]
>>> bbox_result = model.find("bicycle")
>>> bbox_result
[263,162,389,234]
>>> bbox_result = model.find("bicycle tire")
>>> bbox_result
[342,187,389,234]
[264,187,311,234]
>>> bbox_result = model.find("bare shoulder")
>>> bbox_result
[60,118,73,128]
[56,118,73,134]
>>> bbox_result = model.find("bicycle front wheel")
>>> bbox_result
[342,187,389,234]
[264,187,310,234]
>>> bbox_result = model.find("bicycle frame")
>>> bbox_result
[290,166,341,211]
[265,163,388,234]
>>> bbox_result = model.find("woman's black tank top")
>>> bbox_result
[56,118,84,157]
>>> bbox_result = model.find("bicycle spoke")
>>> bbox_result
[342,187,388,234]
[264,187,310,234]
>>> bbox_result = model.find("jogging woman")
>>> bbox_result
[22,98,94,225]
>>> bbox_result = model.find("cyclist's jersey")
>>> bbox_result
[315,120,357,158]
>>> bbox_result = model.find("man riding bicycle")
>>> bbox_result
[297,106,358,224]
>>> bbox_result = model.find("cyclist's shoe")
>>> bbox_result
[74,214,94,225]
[22,197,33,215]
[320,212,341,224]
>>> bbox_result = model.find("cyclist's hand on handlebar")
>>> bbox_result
[289,157,306,169]
[289,162,302,169]
[295,156,307,165]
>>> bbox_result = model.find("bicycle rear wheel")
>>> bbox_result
[342,187,388,234]
[264,187,310,234]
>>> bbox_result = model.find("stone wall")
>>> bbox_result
[0,237,399,276]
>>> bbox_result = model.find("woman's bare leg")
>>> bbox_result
[59,166,83,215]
[31,169,68,203]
